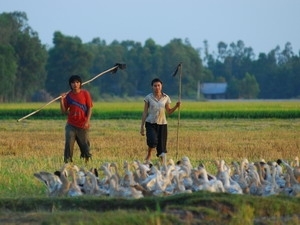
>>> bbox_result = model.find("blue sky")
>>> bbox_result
[1,0,299,56]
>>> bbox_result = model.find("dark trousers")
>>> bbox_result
[145,122,168,157]
[64,123,91,163]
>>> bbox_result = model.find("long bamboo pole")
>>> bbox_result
[17,64,125,122]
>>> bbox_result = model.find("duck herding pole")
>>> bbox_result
[171,62,182,160]
[17,63,126,122]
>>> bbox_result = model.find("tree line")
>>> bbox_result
[0,11,299,102]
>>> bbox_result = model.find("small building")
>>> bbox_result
[200,83,227,99]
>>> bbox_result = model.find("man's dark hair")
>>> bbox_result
[69,75,82,89]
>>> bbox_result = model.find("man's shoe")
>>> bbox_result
[64,158,73,163]
[84,156,92,163]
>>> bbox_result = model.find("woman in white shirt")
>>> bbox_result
[140,78,181,163]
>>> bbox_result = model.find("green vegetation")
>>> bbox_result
[1,100,300,120]
[1,193,300,225]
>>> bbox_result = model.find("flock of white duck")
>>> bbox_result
[34,156,300,198]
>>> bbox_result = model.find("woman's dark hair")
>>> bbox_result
[151,78,163,86]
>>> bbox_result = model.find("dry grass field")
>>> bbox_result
[0,118,299,197]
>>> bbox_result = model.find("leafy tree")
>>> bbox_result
[88,39,128,97]
[288,55,300,98]
[162,38,204,98]
[217,41,228,62]
[2,12,300,101]
[239,73,260,99]
[252,52,277,98]
[0,11,47,102]
[132,39,164,96]
[46,32,93,95]
[201,68,214,82]
[226,77,239,99]
[0,46,17,101]
[14,30,48,101]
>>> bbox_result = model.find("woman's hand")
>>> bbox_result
[140,127,145,136]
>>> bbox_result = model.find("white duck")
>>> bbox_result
[280,159,300,196]
[67,165,84,197]
[193,167,225,193]
[99,163,112,189]
[217,160,243,194]
[85,171,109,196]
[178,165,193,191]
[260,163,280,196]
[247,164,264,196]
[292,156,300,182]
[231,158,250,194]
[34,171,62,197]
[109,174,143,199]
[120,161,136,188]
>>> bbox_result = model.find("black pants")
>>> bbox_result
[145,122,168,157]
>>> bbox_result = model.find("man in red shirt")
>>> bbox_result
[60,75,93,163]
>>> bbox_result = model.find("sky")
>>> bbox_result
[1,0,300,56]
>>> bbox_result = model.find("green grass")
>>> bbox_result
[1,193,300,224]
[1,100,300,120]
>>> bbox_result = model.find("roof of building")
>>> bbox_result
[200,83,227,94]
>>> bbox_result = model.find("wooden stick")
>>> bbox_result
[175,63,182,160]
[17,64,120,122]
